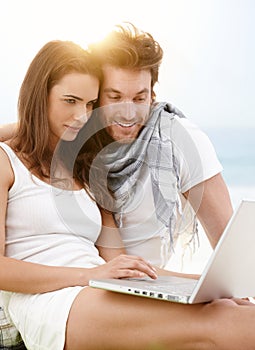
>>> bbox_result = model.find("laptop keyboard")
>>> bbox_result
[141,281,196,295]
[125,277,197,296]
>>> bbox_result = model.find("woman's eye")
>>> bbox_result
[87,99,97,107]
[86,102,94,110]
[65,98,76,104]
[86,100,97,110]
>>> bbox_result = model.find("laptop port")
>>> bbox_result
[157,293,163,298]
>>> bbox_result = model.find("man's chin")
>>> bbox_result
[115,137,135,144]
[107,126,142,143]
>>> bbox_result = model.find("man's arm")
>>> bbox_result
[183,173,233,248]
[155,173,232,278]
[0,123,17,141]
[96,209,126,261]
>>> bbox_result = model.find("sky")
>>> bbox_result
[0,0,254,129]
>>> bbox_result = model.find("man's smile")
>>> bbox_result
[114,121,137,128]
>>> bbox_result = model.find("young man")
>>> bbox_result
[83,22,233,269]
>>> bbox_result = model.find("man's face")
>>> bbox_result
[99,65,152,142]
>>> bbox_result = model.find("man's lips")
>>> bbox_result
[110,118,145,128]
[114,121,137,128]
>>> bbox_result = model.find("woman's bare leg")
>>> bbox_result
[65,287,255,350]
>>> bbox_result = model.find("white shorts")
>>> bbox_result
[2,286,85,350]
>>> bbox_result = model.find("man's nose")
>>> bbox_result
[121,102,136,119]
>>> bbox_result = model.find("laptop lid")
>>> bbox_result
[89,199,255,304]
[190,199,255,303]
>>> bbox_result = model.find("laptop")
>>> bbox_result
[89,199,255,304]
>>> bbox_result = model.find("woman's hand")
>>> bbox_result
[90,254,157,280]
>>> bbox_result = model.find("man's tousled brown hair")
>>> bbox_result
[88,22,163,99]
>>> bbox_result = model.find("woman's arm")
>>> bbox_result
[0,253,157,294]
[0,147,85,294]
[0,149,156,295]
[0,122,17,141]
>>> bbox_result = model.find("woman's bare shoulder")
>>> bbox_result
[0,122,17,142]
[0,143,14,188]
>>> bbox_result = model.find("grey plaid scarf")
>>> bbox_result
[92,102,196,244]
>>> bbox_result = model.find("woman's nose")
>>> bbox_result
[76,113,88,123]
[74,106,91,123]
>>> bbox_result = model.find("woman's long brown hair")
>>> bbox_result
[11,40,101,183]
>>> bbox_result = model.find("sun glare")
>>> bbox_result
[80,22,117,49]
[62,1,157,50]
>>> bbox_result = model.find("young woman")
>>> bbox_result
[0,40,156,350]
[1,38,255,350]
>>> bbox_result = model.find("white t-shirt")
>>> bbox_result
[118,116,223,267]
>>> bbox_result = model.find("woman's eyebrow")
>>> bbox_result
[63,94,83,101]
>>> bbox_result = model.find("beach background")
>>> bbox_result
[0,0,254,272]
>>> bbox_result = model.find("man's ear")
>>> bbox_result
[151,90,156,103]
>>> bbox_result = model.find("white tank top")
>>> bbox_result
[1,142,105,268]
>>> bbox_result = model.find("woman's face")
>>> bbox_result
[48,72,99,146]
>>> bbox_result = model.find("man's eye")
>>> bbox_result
[108,95,121,100]
[134,97,146,103]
